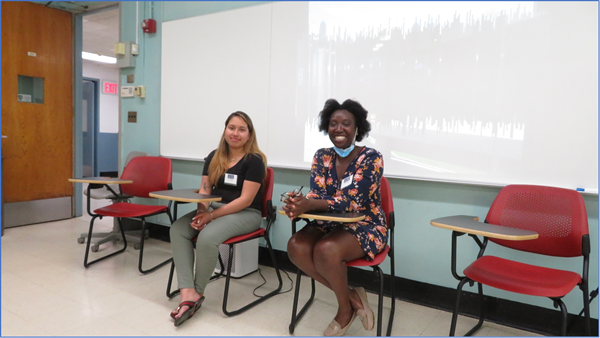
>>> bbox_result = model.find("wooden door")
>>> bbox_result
[1,2,73,227]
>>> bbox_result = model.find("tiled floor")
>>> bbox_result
[1,191,542,336]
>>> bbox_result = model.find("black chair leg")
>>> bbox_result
[166,260,179,298]
[387,273,396,336]
[221,244,238,315]
[386,289,396,336]
[222,240,283,317]
[359,267,395,337]
[450,278,469,336]
[212,251,226,279]
[464,282,485,336]
[552,298,568,336]
[137,218,172,274]
[289,270,316,334]
[451,279,484,336]
[376,267,384,336]
[386,254,396,336]
[582,285,591,335]
[84,215,128,268]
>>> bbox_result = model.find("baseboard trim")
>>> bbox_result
[117,218,597,336]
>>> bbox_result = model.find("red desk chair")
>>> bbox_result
[449,184,591,336]
[289,176,396,336]
[78,150,148,251]
[83,156,174,274]
[166,167,283,316]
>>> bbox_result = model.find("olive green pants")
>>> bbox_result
[169,202,262,294]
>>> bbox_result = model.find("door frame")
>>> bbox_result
[73,3,120,217]
[73,12,83,217]
[82,77,100,176]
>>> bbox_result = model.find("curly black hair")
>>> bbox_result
[318,99,371,142]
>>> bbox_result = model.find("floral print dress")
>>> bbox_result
[306,147,388,260]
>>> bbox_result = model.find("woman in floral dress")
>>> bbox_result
[282,98,387,336]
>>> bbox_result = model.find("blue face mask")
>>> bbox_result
[333,144,355,157]
[332,128,358,157]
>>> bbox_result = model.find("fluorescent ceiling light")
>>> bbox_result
[82,51,116,64]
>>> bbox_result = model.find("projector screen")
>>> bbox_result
[161,1,598,190]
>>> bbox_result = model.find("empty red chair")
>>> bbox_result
[449,184,590,336]
[83,156,174,274]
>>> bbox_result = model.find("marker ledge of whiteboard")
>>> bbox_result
[576,188,599,194]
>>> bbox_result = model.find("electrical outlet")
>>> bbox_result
[128,111,137,123]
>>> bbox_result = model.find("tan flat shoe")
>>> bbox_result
[354,287,374,331]
[324,311,357,336]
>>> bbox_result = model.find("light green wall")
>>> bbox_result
[119,1,598,318]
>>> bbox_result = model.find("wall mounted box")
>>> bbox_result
[115,41,136,68]
[114,42,126,55]
[121,86,135,97]
[135,85,145,98]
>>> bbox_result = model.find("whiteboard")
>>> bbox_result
[161,4,272,160]
[161,2,598,190]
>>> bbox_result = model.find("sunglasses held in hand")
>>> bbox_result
[280,186,303,202]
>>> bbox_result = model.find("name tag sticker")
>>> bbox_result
[340,175,353,190]
[224,173,238,186]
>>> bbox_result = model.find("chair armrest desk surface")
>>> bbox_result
[278,209,365,223]
[68,177,133,185]
[430,215,538,241]
[149,189,222,203]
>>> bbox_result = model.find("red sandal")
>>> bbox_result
[171,296,205,326]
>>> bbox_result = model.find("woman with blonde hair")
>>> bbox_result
[169,111,267,326]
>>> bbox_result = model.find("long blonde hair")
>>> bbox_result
[208,111,267,186]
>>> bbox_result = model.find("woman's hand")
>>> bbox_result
[190,211,212,231]
[282,193,310,219]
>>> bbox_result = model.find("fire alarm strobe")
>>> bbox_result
[141,19,156,33]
